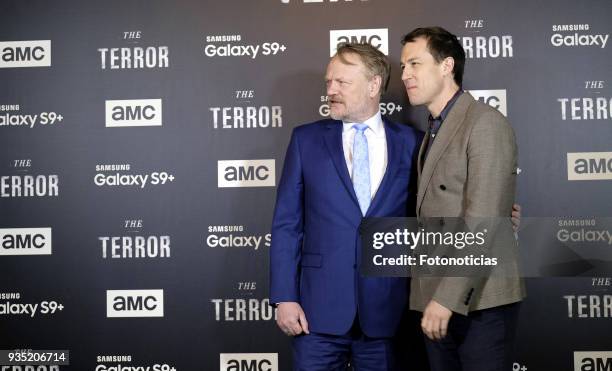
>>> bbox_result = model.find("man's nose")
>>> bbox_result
[401,67,411,81]
[326,82,336,96]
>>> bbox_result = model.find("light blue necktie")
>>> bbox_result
[352,123,371,216]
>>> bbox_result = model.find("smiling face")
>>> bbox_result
[325,52,381,122]
[401,37,452,116]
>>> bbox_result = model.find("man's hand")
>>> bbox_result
[511,203,521,233]
[421,300,452,341]
[276,302,309,336]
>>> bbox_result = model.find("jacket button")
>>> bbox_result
[440,184,447,190]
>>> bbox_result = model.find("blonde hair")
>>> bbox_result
[334,42,390,95]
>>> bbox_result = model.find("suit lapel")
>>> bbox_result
[366,118,402,217]
[417,128,429,177]
[416,92,475,215]
[323,120,360,208]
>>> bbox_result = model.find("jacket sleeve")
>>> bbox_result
[269,128,305,304]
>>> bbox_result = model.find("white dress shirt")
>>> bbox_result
[342,111,387,200]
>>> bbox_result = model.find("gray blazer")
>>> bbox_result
[410,92,526,315]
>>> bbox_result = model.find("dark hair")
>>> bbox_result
[334,42,391,95]
[401,27,465,86]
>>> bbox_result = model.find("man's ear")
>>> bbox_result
[369,75,383,98]
[442,57,455,77]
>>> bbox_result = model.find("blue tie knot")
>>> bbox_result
[353,123,368,133]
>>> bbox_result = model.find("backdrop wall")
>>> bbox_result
[1,0,611,370]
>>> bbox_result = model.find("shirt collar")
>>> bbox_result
[342,111,384,137]
[429,89,463,123]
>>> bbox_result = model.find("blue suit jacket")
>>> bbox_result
[270,118,421,337]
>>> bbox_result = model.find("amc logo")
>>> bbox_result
[574,352,612,371]
[0,228,52,256]
[0,40,51,68]
[106,289,164,317]
[468,90,507,117]
[329,29,388,56]
[567,152,612,181]
[105,99,162,127]
[218,160,275,188]
[220,353,278,371]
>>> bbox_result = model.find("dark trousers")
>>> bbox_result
[424,303,521,371]
[292,319,395,371]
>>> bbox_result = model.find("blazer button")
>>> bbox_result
[440,184,447,190]
[439,218,445,226]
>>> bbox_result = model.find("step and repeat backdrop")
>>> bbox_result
[1,0,611,370]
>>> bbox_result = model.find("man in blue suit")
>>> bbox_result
[270,43,422,370]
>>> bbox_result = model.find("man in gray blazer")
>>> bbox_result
[400,26,525,371]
